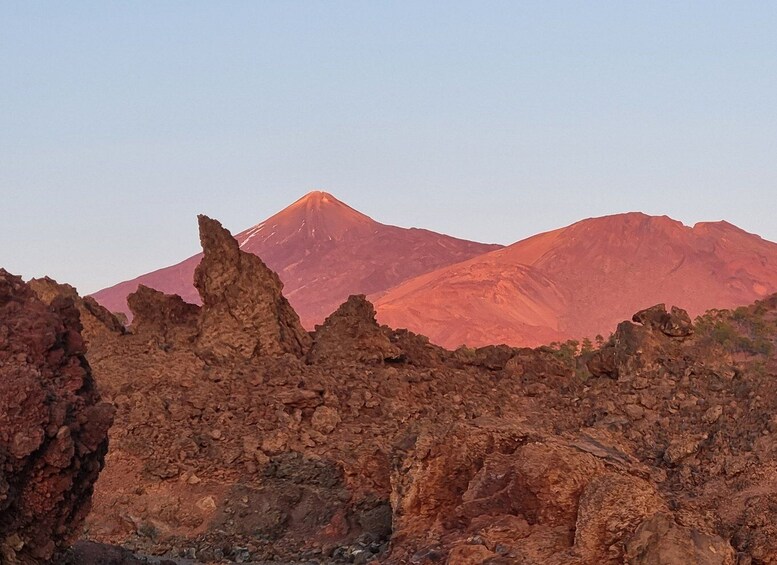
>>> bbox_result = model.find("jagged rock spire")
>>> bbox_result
[193,215,311,362]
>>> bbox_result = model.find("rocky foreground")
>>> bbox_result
[0,270,114,563]
[6,214,777,564]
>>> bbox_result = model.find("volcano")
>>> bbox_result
[373,212,777,348]
[91,191,502,327]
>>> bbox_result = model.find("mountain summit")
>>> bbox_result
[91,192,502,327]
[239,191,374,246]
[374,212,777,347]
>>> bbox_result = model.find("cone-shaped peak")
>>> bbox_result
[238,191,376,247]
[296,190,338,204]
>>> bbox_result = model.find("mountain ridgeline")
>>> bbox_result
[93,192,777,350]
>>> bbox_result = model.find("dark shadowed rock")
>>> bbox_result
[586,346,619,378]
[456,344,515,371]
[308,295,401,364]
[128,284,200,348]
[0,269,114,563]
[29,276,126,345]
[633,304,693,337]
[193,215,311,362]
[65,541,146,564]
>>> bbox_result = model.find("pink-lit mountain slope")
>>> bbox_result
[374,213,777,348]
[91,191,503,328]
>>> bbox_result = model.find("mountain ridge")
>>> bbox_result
[374,211,777,347]
[90,191,502,327]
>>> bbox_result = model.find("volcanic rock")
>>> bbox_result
[389,419,668,564]
[193,214,311,362]
[0,269,114,563]
[64,541,147,564]
[632,304,694,337]
[624,513,735,564]
[127,284,199,348]
[28,276,125,346]
[307,295,401,365]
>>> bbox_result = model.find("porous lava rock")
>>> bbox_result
[632,303,694,337]
[193,215,311,362]
[307,294,401,365]
[127,284,200,348]
[0,269,114,563]
[28,276,125,346]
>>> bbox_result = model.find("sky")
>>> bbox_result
[2,2,777,294]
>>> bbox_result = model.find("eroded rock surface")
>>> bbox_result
[0,269,114,563]
[625,513,736,565]
[128,284,200,349]
[632,303,694,338]
[307,295,401,365]
[29,276,125,346]
[194,215,311,362]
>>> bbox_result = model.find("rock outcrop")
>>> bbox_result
[587,304,694,380]
[0,269,114,563]
[389,420,677,564]
[194,215,311,362]
[307,295,401,364]
[625,513,735,565]
[127,284,200,348]
[632,303,694,337]
[28,276,125,346]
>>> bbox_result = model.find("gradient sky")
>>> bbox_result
[2,2,777,293]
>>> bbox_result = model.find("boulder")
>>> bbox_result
[625,513,736,564]
[28,276,125,345]
[633,304,693,338]
[0,269,114,563]
[127,284,200,347]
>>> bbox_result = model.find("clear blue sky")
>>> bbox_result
[2,2,776,293]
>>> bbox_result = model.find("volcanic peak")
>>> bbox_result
[237,190,375,247]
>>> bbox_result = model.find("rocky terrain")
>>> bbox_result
[0,270,114,563]
[25,213,773,564]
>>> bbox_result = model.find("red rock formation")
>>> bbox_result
[28,276,125,346]
[388,419,708,564]
[90,191,502,328]
[127,284,199,348]
[194,214,311,362]
[0,269,114,563]
[307,295,401,365]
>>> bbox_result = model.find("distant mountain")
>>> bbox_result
[373,212,777,348]
[91,191,502,327]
